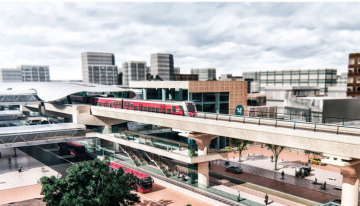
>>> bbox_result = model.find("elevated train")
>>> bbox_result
[89,97,197,117]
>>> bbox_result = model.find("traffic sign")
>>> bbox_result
[234,105,244,116]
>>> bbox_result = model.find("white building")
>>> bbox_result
[265,86,320,107]
[0,68,22,82]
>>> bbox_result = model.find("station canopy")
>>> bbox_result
[0,82,142,102]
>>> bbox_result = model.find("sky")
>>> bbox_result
[0,2,359,80]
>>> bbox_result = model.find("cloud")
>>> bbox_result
[0,2,359,80]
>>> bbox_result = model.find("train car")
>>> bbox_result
[91,97,197,117]
[90,97,123,109]
[58,142,86,156]
[123,99,197,117]
[108,162,153,193]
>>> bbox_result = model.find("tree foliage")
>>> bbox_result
[40,158,141,206]
[265,144,285,170]
[230,138,253,162]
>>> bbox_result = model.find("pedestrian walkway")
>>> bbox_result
[210,164,339,203]
[0,148,58,191]
[215,158,344,197]
[229,152,343,187]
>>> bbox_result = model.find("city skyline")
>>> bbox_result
[1,2,360,80]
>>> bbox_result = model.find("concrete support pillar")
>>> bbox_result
[198,162,209,187]
[341,179,359,206]
[333,160,360,206]
[143,88,147,100]
[162,88,166,101]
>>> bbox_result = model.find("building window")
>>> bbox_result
[348,78,354,83]
[357,87,360,93]
[349,68,354,74]
[357,78,360,83]
[349,59,355,65]
[348,87,353,92]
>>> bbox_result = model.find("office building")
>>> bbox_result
[191,68,216,81]
[347,53,360,97]
[120,61,147,86]
[0,68,22,82]
[243,69,337,94]
[17,65,50,82]
[150,53,174,81]
[81,52,118,85]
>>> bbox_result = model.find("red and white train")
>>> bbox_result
[89,97,197,117]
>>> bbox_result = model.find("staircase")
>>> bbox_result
[118,144,147,166]
[144,152,178,177]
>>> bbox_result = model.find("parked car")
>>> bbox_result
[221,147,233,152]
[309,158,327,166]
[226,166,243,174]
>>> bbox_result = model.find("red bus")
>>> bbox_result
[90,97,197,117]
[109,162,153,193]
[58,142,86,156]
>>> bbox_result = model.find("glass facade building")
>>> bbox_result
[17,65,50,82]
[82,52,118,85]
[191,68,216,81]
[243,69,337,94]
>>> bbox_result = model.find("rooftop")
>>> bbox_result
[0,82,142,101]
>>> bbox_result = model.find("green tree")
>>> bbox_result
[40,158,141,206]
[230,138,253,162]
[265,144,285,170]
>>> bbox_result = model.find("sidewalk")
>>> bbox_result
[210,164,339,203]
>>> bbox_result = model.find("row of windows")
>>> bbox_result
[347,87,360,93]
[348,68,360,74]
[349,59,360,65]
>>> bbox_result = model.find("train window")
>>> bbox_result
[134,106,138,110]
[156,108,159,113]
[98,102,102,106]
[152,107,155,112]
[148,107,151,112]
[161,108,165,113]
[172,106,176,112]
[144,107,147,111]
[167,109,171,114]
[109,103,112,107]
[131,103,134,108]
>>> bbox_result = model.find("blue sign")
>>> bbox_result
[235,105,244,116]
